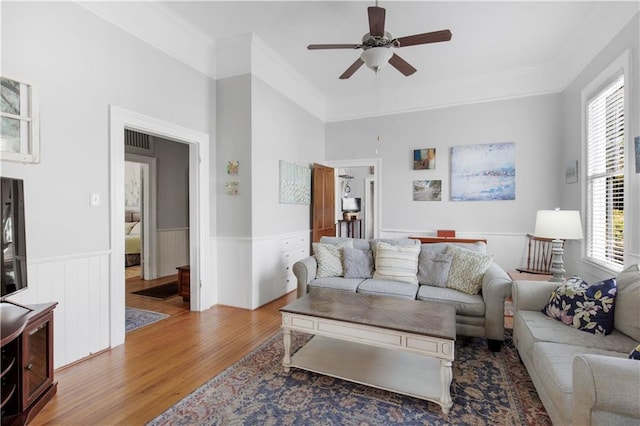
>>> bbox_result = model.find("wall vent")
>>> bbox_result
[125,129,150,150]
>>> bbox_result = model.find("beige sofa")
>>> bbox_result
[512,264,640,425]
[293,236,512,351]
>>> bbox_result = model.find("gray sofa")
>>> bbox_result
[293,236,513,351]
[512,264,640,425]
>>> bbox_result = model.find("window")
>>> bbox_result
[0,76,40,163]
[585,73,625,269]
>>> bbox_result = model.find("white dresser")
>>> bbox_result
[279,233,309,293]
[246,231,310,309]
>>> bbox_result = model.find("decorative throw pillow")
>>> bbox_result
[130,222,142,235]
[372,242,420,285]
[417,250,454,287]
[445,245,494,295]
[312,241,353,278]
[125,222,137,234]
[542,276,617,335]
[342,247,374,279]
[369,238,420,260]
[629,344,640,360]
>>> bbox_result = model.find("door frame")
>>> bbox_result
[109,106,210,348]
[325,158,382,239]
[364,177,375,240]
[125,154,157,280]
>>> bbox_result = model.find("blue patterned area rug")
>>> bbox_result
[125,307,168,332]
[148,331,550,425]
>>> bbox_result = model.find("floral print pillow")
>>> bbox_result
[542,276,617,335]
[630,344,640,360]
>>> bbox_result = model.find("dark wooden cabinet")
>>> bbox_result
[1,302,57,426]
[176,265,190,303]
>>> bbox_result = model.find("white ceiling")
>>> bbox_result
[152,1,638,120]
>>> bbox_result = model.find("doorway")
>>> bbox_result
[124,137,191,316]
[109,106,211,349]
[327,158,381,240]
[124,155,156,281]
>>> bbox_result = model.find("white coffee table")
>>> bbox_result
[280,289,456,414]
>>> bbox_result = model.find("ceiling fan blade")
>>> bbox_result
[339,58,365,79]
[307,44,361,50]
[368,6,386,37]
[395,30,452,47]
[388,53,417,76]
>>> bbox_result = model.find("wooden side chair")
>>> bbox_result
[516,234,564,275]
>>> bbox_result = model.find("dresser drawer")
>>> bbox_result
[280,246,308,275]
[281,234,308,250]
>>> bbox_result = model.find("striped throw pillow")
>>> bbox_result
[372,242,420,285]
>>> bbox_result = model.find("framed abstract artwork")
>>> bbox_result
[451,142,515,201]
[413,148,436,170]
[225,181,239,195]
[413,180,442,201]
[227,160,239,175]
[635,136,640,173]
[279,160,311,204]
[565,160,578,183]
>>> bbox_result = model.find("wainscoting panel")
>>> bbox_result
[216,231,309,310]
[7,252,111,369]
[157,228,190,278]
[217,238,253,309]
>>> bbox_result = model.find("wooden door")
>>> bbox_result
[312,163,335,242]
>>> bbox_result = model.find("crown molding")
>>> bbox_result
[325,62,564,122]
[250,35,326,121]
[77,1,638,124]
[216,33,326,120]
[215,34,253,79]
[76,1,216,78]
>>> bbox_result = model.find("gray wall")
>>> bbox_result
[1,2,212,259]
[216,74,253,237]
[216,74,324,238]
[326,94,563,238]
[251,75,325,237]
[154,137,190,229]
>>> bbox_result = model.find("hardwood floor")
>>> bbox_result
[125,272,189,315]
[32,275,297,425]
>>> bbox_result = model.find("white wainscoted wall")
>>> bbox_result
[156,228,190,278]
[6,252,111,369]
[217,231,309,310]
[5,225,196,369]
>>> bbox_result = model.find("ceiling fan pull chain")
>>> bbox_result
[375,72,381,155]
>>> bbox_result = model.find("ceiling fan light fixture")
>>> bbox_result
[360,47,393,72]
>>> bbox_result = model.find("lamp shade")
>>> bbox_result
[534,209,584,240]
[360,47,393,72]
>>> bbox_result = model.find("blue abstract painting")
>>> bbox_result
[451,142,515,201]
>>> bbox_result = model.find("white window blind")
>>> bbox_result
[586,74,624,269]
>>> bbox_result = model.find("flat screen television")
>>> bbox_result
[341,197,361,212]
[1,177,28,300]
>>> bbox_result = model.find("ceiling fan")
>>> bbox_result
[307,4,452,79]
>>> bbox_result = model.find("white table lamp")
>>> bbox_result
[534,209,583,282]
